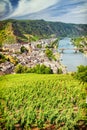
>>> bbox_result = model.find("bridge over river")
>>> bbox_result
[58,37,87,72]
[59,47,87,53]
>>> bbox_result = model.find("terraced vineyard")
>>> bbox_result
[0,74,87,130]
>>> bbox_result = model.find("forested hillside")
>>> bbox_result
[0,19,87,44]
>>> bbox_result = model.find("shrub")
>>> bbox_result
[20,46,28,53]
[15,64,53,74]
[29,64,53,74]
[37,44,42,48]
[57,68,63,74]
[45,48,56,60]
[0,53,6,63]
[15,64,25,73]
[74,65,87,83]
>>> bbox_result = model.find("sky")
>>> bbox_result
[0,0,87,24]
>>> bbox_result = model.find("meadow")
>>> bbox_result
[0,74,87,130]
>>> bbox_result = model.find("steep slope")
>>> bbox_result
[0,19,87,44]
[0,21,16,44]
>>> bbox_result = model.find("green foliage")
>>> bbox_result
[0,22,16,44]
[0,74,87,129]
[45,49,53,59]
[45,48,56,60]
[0,43,2,47]
[5,36,16,44]
[6,55,18,65]
[29,35,39,42]
[45,39,59,49]
[51,38,59,48]
[72,36,87,53]
[32,64,53,74]
[15,64,53,74]
[0,53,5,59]
[37,44,42,48]
[57,68,63,74]
[74,65,87,82]
[20,46,28,53]
[0,53,6,63]
[0,53,18,64]
[15,64,26,73]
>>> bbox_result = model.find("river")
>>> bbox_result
[58,37,87,72]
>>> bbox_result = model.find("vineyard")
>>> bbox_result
[0,74,87,130]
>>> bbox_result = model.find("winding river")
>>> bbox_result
[58,37,87,72]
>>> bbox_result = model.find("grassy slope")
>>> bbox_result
[0,74,87,129]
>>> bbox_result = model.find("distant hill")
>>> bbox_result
[0,19,87,44]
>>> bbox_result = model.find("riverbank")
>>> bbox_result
[58,37,87,72]
[71,36,87,55]
[84,51,87,57]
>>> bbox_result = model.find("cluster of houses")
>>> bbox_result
[0,38,67,75]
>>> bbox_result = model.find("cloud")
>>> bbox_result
[18,0,87,24]
[8,0,58,18]
[0,0,87,24]
[0,2,6,15]
[29,0,87,24]
[61,2,87,23]
[0,0,12,18]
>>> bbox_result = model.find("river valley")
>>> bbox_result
[58,37,87,72]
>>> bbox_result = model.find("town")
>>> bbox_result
[0,38,67,75]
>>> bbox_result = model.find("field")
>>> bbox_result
[0,74,87,130]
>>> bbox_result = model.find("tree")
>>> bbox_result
[74,65,87,83]
[32,64,53,74]
[57,68,63,74]
[37,44,42,48]
[15,64,53,74]
[15,64,24,73]
[0,53,6,63]
[20,46,28,53]
[0,43,2,47]
[45,48,56,61]
[45,66,53,74]
[45,49,53,60]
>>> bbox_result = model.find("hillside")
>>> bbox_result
[0,73,87,129]
[72,36,87,54]
[0,19,87,44]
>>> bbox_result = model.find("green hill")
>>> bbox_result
[0,73,87,129]
[0,19,87,44]
[71,36,87,54]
